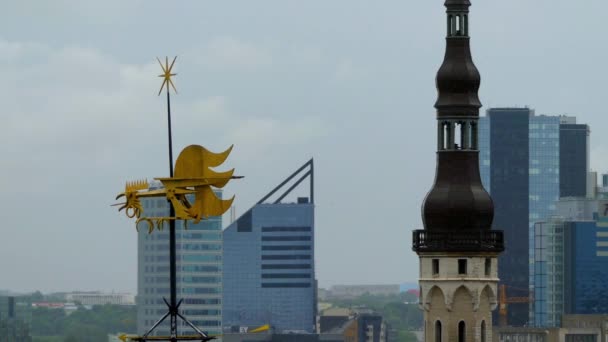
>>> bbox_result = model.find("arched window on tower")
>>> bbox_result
[458,321,466,342]
[435,320,442,342]
[481,320,487,342]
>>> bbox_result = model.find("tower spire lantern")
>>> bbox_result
[412,2,504,341]
[445,0,470,38]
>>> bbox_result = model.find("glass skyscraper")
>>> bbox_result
[0,296,32,341]
[479,108,589,326]
[534,218,565,327]
[222,160,316,333]
[137,186,223,336]
[533,194,608,327]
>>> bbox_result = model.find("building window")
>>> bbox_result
[485,258,491,276]
[261,283,311,288]
[435,320,442,342]
[458,321,466,342]
[432,259,440,275]
[458,259,467,275]
[481,320,486,342]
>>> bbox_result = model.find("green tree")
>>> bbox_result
[31,304,136,340]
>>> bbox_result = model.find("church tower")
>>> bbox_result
[412,1,504,341]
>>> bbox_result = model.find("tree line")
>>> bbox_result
[31,304,135,342]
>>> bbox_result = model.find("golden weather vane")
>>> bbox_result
[157,56,178,96]
[114,56,242,233]
[113,56,242,342]
[114,145,240,233]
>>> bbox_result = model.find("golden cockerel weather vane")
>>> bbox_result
[114,57,241,342]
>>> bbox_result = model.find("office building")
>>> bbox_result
[533,187,608,327]
[494,314,608,342]
[479,108,589,325]
[64,292,135,306]
[223,160,316,333]
[137,184,223,336]
[533,217,566,327]
[412,1,504,341]
[0,296,32,342]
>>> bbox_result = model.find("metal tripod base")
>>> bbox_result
[139,298,215,342]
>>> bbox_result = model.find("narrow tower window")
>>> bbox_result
[464,15,469,36]
[485,258,491,276]
[454,122,462,150]
[432,259,440,275]
[435,320,442,342]
[458,259,467,275]
[443,122,448,150]
[481,320,487,342]
[458,321,466,342]
[450,15,456,36]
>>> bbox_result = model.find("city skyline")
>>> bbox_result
[2,0,608,294]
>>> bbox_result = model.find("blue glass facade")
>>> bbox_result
[0,296,31,341]
[137,192,223,336]
[478,116,490,191]
[564,220,608,314]
[533,219,565,327]
[533,196,608,327]
[528,115,561,323]
[484,108,531,326]
[560,124,590,197]
[222,202,316,333]
[479,108,588,326]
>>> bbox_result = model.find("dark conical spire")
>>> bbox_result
[413,0,503,253]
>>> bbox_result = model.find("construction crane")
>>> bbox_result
[498,284,532,327]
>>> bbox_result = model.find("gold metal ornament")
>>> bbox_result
[114,145,239,232]
[157,56,178,96]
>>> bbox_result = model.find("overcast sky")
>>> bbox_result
[1,0,608,294]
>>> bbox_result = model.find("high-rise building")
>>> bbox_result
[412,1,504,341]
[223,160,316,333]
[533,187,608,327]
[137,185,223,336]
[479,108,589,326]
[0,296,32,342]
[533,217,565,327]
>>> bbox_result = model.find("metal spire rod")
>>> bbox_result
[136,56,214,342]
[166,81,178,341]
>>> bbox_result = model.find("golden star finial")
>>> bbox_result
[157,56,178,96]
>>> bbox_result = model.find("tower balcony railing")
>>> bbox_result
[412,229,504,253]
